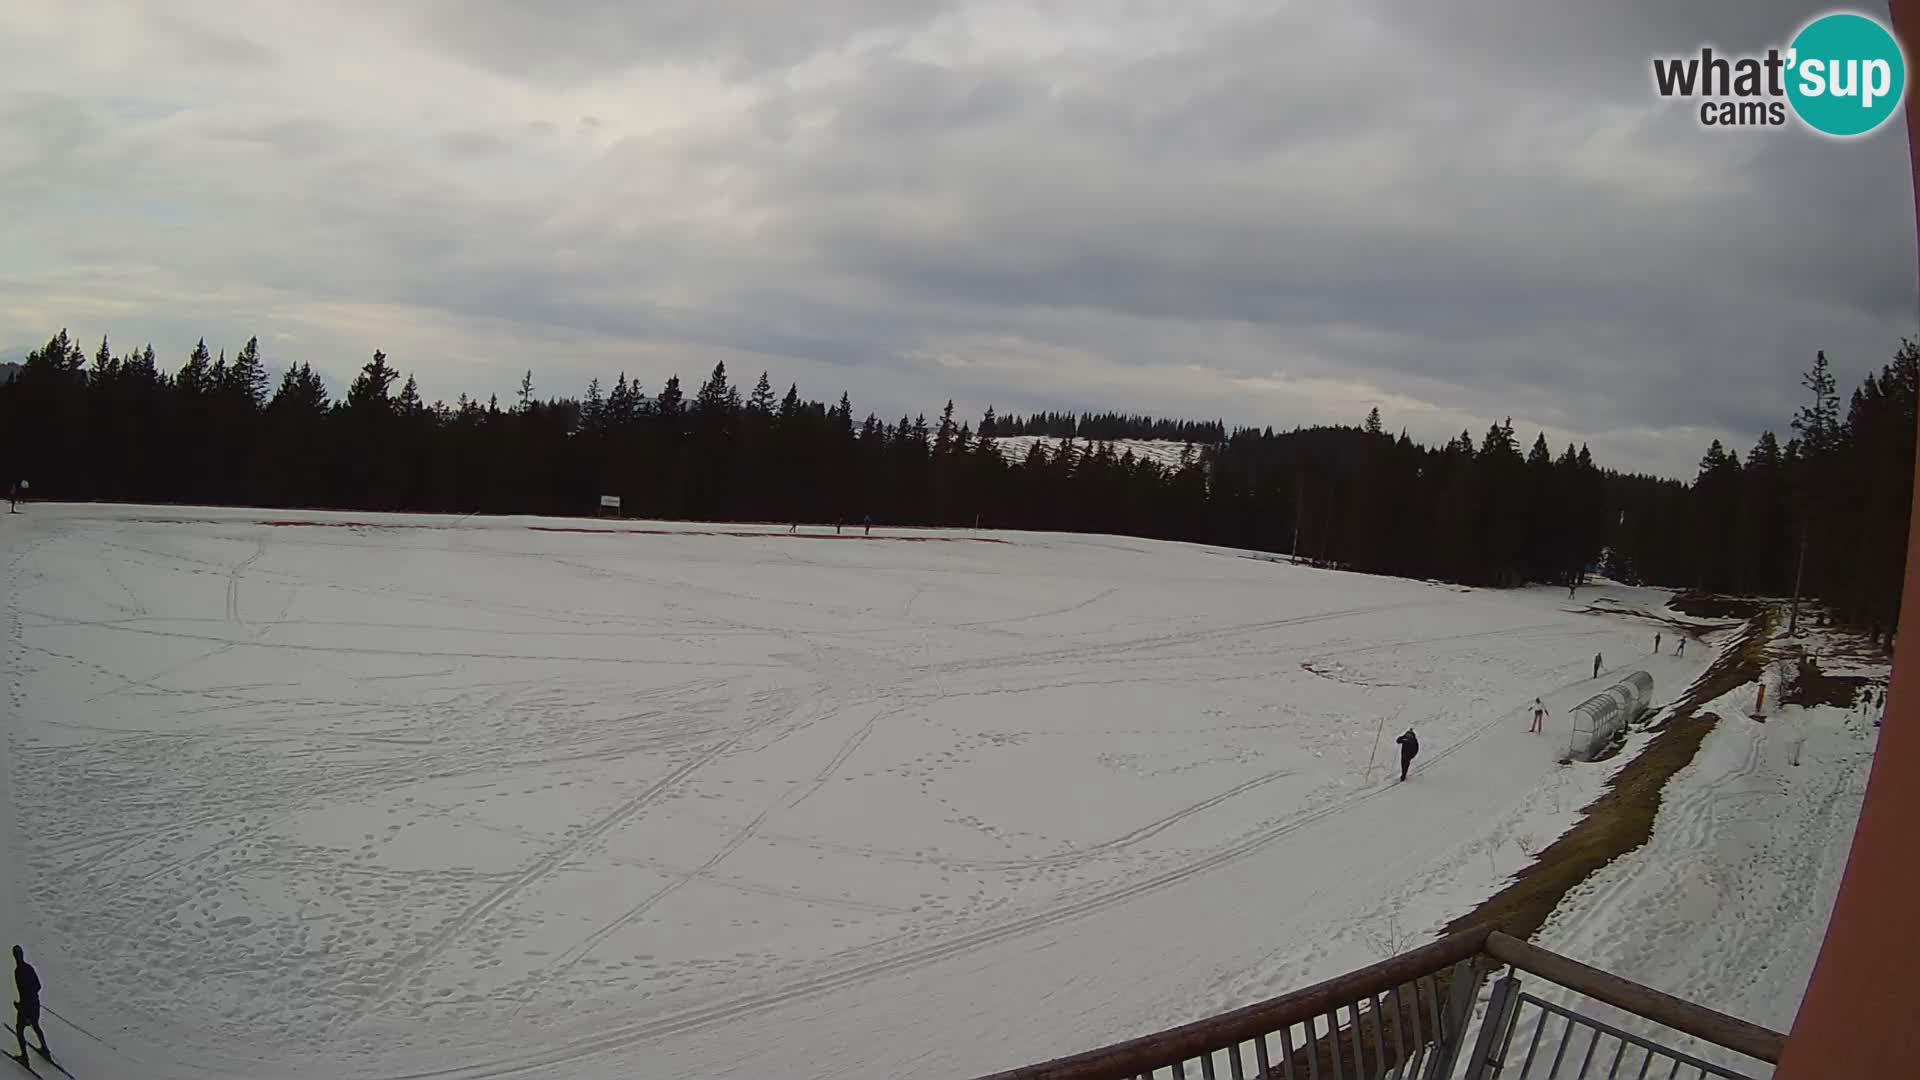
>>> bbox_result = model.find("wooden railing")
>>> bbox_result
[1480,934,1784,1066]
[966,928,1784,1080]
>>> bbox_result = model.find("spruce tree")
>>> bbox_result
[177,339,214,397]
[748,371,776,414]
[657,375,684,418]
[346,350,398,413]
[227,336,268,410]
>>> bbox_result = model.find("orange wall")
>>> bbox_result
[1774,3,1920,1072]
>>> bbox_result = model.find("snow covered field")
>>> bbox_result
[0,505,1858,1079]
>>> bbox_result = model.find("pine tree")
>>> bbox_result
[263,363,331,506]
[607,373,637,424]
[226,336,268,410]
[288,365,331,417]
[397,374,423,416]
[1737,430,1790,594]
[1793,350,1841,456]
[269,363,329,415]
[936,400,957,453]
[695,361,735,415]
[582,377,605,431]
[1691,440,1743,590]
[91,335,116,383]
[125,344,159,386]
[748,371,776,414]
[1787,350,1842,631]
[657,375,684,418]
[347,350,399,413]
[177,339,214,397]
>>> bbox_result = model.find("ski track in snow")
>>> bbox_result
[1487,683,1879,1080]
[0,505,1866,1080]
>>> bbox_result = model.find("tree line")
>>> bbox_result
[0,329,1911,642]
[979,410,1225,443]
[1602,345,1917,643]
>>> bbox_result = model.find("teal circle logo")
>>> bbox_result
[1786,12,1907,137]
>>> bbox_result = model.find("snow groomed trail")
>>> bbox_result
[0,505,1726,1080]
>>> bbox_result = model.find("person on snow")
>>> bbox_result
[1395,728,1420,782]
[1529,697,1549,734]
[12,946,47,1065]
[863,513,873,536]
[1593,652,1603,679]
[1675,638,1686,657]
[1654,632,1662,654]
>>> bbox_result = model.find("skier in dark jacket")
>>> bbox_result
[12,946,46,1063]
[1395,728,1419,782]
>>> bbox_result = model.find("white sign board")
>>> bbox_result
[599,495,621,509]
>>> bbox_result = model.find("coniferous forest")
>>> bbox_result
[1,330,1913,644]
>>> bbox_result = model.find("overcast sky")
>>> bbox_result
[3,1,1915,479]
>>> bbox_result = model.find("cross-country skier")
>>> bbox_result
[12,946,47,1065]
[1395,728,1419,782]
[863,513,873,536]
[1529,698,1549,734]
[1675,638,1686,657]
[1593,652,1603,679]
[1654,632,1662,654]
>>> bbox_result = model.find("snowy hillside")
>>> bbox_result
[985,435,1200,468]
[1511,676,1877,1079]
[0,505,1871,1080]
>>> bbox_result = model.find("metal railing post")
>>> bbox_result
[1458,973,1523,1080]
[1422,956,1486,1080]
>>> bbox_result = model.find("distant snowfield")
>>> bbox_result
[0,506,1866,1080]
[984,435,1196,468]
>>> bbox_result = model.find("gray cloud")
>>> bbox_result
[0,0,1914,481]
[411,0,953,84]
[140,9,280,68]
[434,130,513,159]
